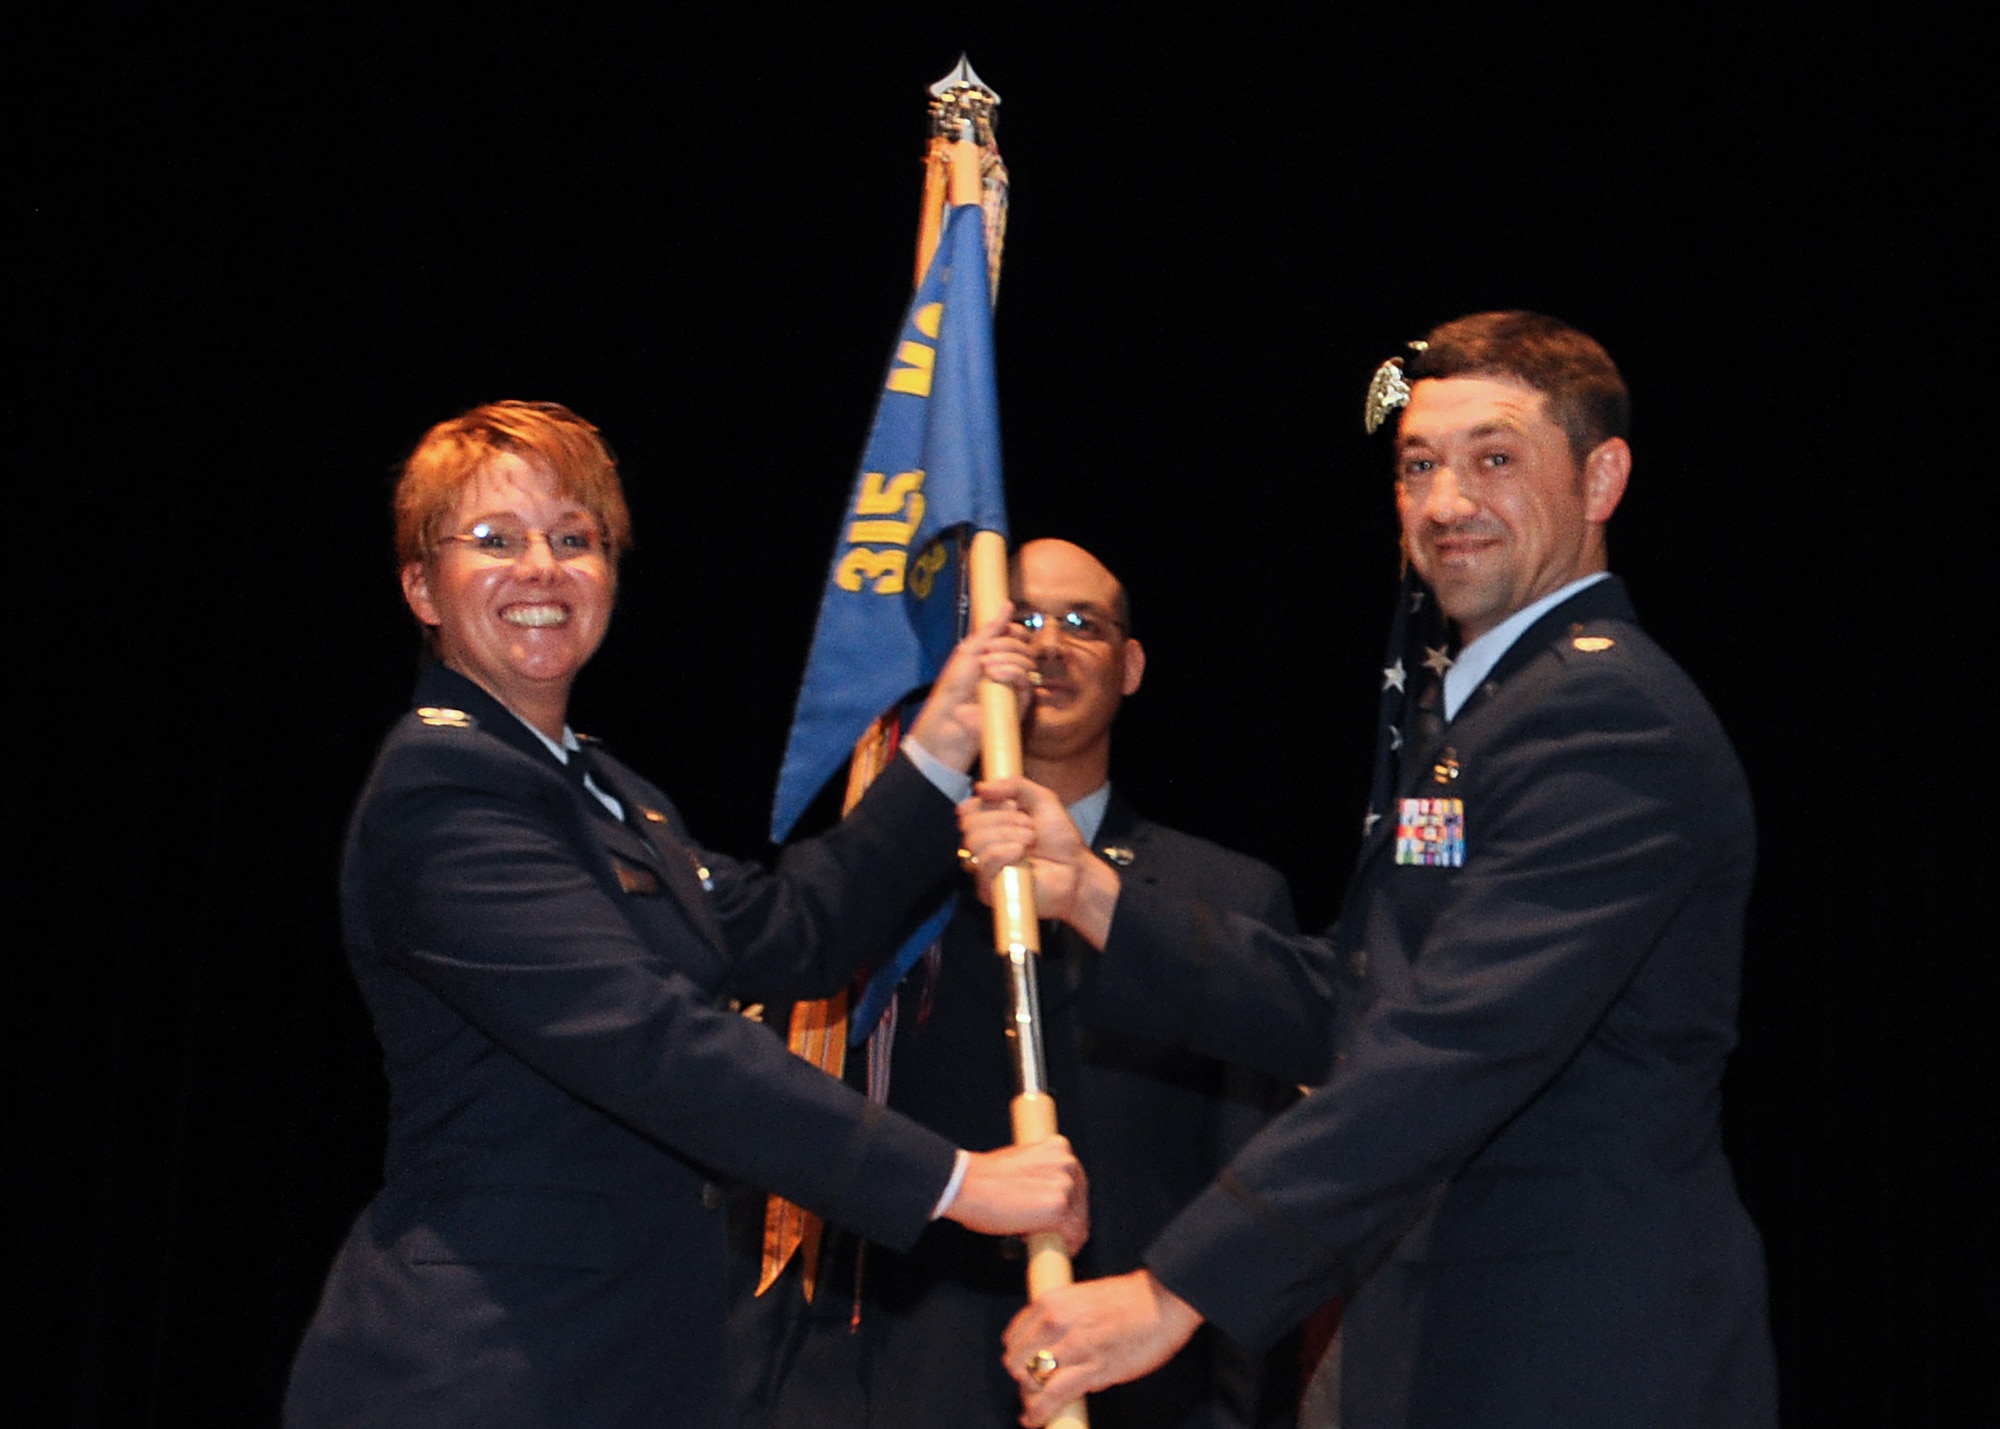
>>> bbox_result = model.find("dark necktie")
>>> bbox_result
[565,743,626,825]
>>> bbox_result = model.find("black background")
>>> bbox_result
[13,5,1991,1424]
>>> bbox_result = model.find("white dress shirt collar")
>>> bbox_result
[1442,572,1611,721]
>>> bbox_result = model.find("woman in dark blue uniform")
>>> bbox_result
[285,401,1084,1429]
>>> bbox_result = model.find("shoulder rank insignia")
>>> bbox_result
[1572,635,1615,652]
[1395,796,1465,867]
[415,706,473,728]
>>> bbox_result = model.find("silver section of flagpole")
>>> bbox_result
[1005,944,1050,1098]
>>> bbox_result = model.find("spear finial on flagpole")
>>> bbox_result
[916,56,1008,298]
[929,54,1000,142]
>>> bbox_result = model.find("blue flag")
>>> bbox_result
[770,204,1008,841]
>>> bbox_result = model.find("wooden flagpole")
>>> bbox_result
[943,124,1090,1429]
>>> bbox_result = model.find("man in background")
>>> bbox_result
[743,538,1301,1429]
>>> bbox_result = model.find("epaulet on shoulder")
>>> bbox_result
[1555,622,1629,663]
[411,705,478,731]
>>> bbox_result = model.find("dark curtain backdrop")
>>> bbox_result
[14,6,1991,1425]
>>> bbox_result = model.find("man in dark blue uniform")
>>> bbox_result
[968,316,1779,1429]
[746,539,1301,1429]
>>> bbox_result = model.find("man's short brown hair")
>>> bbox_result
[1407,311,1630,463]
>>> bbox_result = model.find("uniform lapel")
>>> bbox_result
[1348,578,1637,879]
[408,667,732,960]
[577,744,732,957]
[1092,790,1146,875]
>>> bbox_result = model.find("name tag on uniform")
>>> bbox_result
[1395,797,1465,867]
[612,859,663,896]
